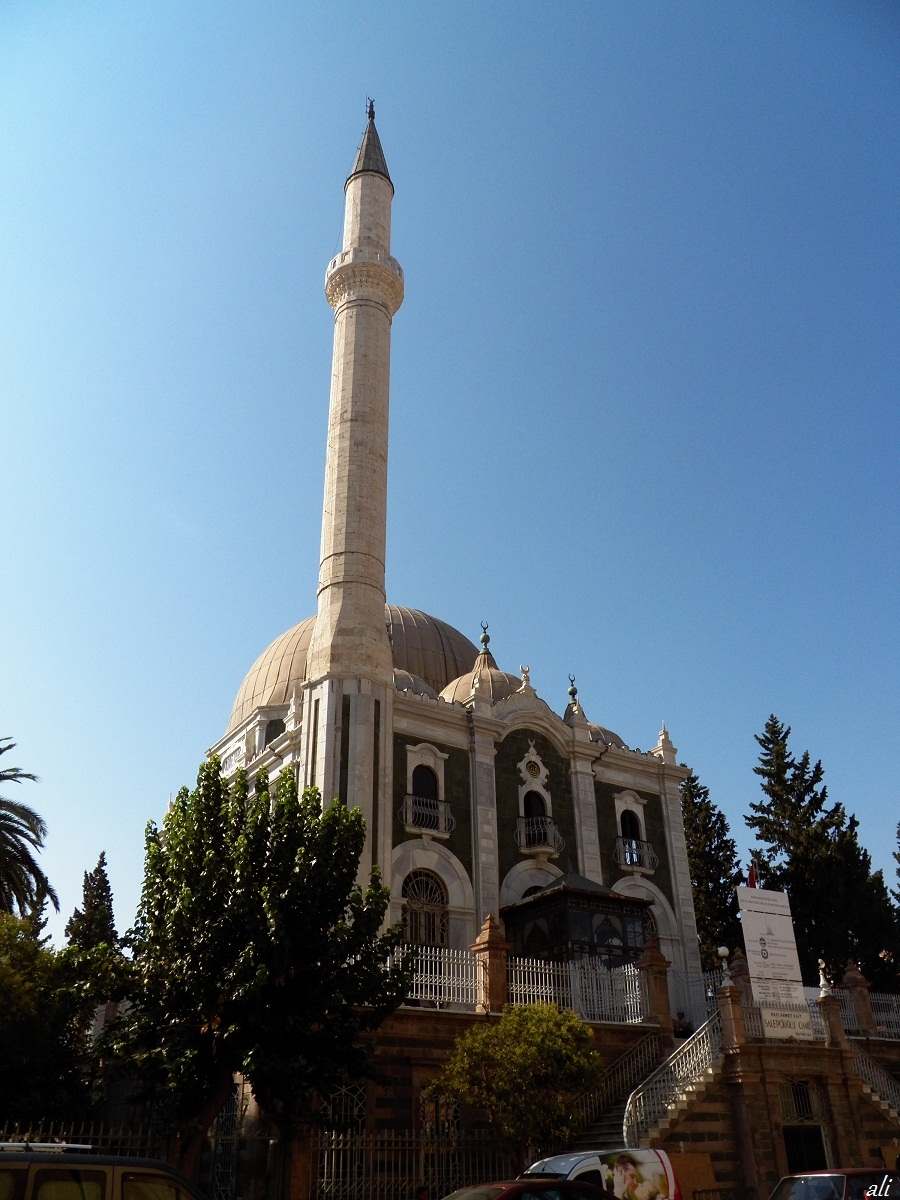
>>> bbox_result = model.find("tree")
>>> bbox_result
[66,851,118,950]
[746,715,898,989]
[680,771,742,968]
[116,757,410,1180]
[0,914,90,1117]
[427,1003,603,1160]
[0,738,58,915]
[893,822,899,908]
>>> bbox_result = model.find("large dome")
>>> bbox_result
[227,606,478,732]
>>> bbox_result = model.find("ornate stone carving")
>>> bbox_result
[325,255,404,314]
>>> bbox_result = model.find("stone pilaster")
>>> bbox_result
[571,746,604,884]
[469,713,501,923]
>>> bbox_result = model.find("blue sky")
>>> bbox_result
[2,1,898,943]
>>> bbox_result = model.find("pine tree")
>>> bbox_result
[746,715,899,988]
[680,771,743,968]
[893,822,900,908]
[65,851,118,950]
[22,883,52,945]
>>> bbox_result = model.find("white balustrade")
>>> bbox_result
[871,991,900,1039]
[395,945,478,1010]
[507,956,648,1023]
[623,1010,722,1147]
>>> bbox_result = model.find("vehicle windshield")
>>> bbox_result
[523,1155,587,1177]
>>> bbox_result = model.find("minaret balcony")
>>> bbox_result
[401,794,455,839]
[515,816,564,858]
[615,836,659,873]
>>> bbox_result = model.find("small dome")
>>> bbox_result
[227,605,477,732]
[393,669,438,699]
[590,723,628,750]
[439,629,520,706]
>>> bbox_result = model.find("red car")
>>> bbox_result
[442,1182,606,1200]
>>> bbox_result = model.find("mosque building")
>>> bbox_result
[209,105,706,1023]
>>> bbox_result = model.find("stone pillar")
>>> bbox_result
[841,962,876,1036]
[638,937,673,1038]
[471,914,510,1014]
[817,993,848,1049]
[469,714,501,924]
[570,749,603,884]
[717,983,746,1050]
[730,948,753,1005]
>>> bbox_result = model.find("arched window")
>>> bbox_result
[402,869,449,947]
[620,809,641,840]
[620,809,642,865]
[523,791,546,819]
[409,765,440,830]
[522,791,547,848]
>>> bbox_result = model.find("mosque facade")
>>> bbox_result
[209,106,706,1022]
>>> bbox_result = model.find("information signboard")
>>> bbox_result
[737,886,814,1040]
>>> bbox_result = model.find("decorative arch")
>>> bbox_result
[610,875,678,940]
[496,711,571,760]
[499,859,563,908]
[390,838,475,913]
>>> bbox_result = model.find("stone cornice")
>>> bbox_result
[325,249,404,315]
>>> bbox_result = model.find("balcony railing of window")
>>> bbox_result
[515,815,565,854]
[615,836,659,871]
[401,794,456,836]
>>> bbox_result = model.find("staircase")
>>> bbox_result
[573,1032,663,1149]
[622,1011,723,1147]
[853,1046,900,1124]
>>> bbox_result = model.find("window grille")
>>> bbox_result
[401,870,449,947]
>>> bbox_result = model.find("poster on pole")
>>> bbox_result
[737,886,814,1040]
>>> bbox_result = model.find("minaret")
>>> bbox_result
[301,105,402,874]
[306,101,403,684]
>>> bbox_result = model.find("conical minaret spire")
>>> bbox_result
[306,105,404,684]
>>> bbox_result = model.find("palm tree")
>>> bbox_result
[0,738,59,915]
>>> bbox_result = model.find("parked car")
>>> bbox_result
[770,1171,900,1200]
[0,1145,206,1199]
[520,1148,682,1200]
[442,1181,606,1200]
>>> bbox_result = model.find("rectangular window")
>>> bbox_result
[34,1169,108,1200]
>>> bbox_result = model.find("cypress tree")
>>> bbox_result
[65,851,118,950]
[680,771,743,968]
[746,715,898,988]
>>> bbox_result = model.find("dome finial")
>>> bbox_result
[480,621,490,650]
[568,673,577,701]
[367,97,375,122]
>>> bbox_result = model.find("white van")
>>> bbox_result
[521,1148,682,1200]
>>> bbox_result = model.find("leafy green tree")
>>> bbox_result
[116,757,410,1180]
[66,851,118,950]
[746,715,898,988]
[0,738,58,916]
[0,913,96,1117]
[680,771,742,967]
[427,1003,603,1160]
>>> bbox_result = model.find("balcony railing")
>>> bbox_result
[401,794,455,836]
[515,815,564,855]
[615,836,659,871]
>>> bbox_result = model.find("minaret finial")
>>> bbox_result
[480,621,490,650]
[568,674,578,702]
[367,97,375,121]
